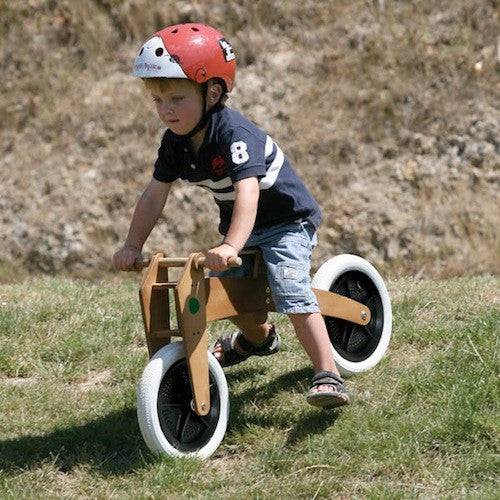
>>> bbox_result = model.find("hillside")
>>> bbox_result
[0,0,498,281]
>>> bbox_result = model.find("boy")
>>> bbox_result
[113,23,349,408]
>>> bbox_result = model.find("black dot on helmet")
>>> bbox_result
[139,48,144,55]
[191,27,199,31]
[171,29,178,34]
[155,47,164,57]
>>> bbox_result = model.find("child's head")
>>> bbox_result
[133,23,236,137]
[144,77,224,136]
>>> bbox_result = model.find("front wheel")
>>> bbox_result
[137,342,229,459]
[312,254,392,376]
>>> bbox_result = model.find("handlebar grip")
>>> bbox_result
[227,256,243,267]
[195,255,242,269]
[133,257,150,270]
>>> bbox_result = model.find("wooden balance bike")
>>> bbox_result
[134,250,392,459]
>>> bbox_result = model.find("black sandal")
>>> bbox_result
[212,325,280,368]
[306,371,350,409]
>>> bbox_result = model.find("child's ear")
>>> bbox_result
[207,81,223,105]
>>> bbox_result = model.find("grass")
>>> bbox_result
[0,274,498,498]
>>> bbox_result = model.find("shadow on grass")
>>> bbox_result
[284,409,340,446]
[226,366,341,446]
[225,365,267,384]
[0,408,151,475]
[0,368,342,473]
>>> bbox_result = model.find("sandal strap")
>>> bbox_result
[213,325,280,368]
[221,335,234,355]
[236,324,276,354]
[311,370,344,387]
[218,332,249,366]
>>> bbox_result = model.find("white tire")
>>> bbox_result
[312,254,392,376]
[137,342,229,459]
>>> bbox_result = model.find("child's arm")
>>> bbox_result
[113,178,172,270]
[205,176,259,272]
[224,177,259,251]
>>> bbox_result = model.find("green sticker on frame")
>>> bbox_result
[188,296,200,314]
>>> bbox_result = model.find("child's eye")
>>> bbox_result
[172,96,184,102]
[152,96,161,103]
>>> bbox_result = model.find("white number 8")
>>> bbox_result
[230,141,249,164]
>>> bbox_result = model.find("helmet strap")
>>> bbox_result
[174,82,222,139]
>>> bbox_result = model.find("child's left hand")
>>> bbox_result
[205,243,238,272]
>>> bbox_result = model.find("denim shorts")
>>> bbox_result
[210,220,320,314]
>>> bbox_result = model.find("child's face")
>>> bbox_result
[145,79,204,135]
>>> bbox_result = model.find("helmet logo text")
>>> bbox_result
[134,62,162,72]
[219,39,235,62]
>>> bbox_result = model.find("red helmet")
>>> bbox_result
[133,23,236,92]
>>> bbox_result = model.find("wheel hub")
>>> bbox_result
[325,270,384,362]
[156,360,220,452]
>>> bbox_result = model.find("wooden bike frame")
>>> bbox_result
[138,251,371,417]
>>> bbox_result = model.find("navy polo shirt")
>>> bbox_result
[153,106,322,235]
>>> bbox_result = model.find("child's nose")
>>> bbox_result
[159,101,174,116]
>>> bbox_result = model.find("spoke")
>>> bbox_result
[179,412,193,443]
[362,325,375,340]
[175,411,190,442]
[327,318,344,346]
[333,277,348,296]
[341,325,352,351]
[347,279,367,302]
[342,325,370,351]
[198,415,212,429]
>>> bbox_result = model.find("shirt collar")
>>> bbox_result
[199,104,222,149]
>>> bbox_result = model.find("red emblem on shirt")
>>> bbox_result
[211,155,226,176]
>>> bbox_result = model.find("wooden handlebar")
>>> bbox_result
[194,255,242,269]
[133,258,153,270]
[133,254,242,271]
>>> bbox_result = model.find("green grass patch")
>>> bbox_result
[0,274,498,497]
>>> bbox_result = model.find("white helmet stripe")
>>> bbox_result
[133,36,188,79]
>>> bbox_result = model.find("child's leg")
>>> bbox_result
[229,311,271,343]
[212,311,273,362]
[288,312,341,393]
[208,255,273,360]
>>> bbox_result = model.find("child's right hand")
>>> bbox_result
[113,245,142,271]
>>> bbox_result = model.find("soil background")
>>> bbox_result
[0,0,498,282]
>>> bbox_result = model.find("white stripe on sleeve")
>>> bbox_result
[259,144,284,190]
[194,176,232,189]
[265,135,273,157]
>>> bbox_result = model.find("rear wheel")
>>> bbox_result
[312,254,392,376]
[137,342,229,458]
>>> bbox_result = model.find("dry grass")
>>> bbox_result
[0,0,498,281]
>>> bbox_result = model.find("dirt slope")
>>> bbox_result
[0,0,498,281]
